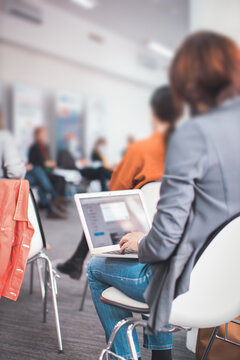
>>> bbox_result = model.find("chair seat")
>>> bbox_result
[101,287,150,314]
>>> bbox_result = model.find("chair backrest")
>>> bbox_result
[170,214,240,328]
[141,181,161,222]
[28,190,46,259]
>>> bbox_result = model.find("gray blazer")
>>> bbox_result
[0,130,26,179]
[138,98,240,332]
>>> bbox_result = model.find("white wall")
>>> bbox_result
[0,0,165,87]
[190,0,240,44]
[0,1,168,163]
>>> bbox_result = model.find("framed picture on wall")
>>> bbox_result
[55,91,84,161]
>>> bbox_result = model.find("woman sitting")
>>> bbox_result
[88,31,240,360]
[27,127,68,218]
[57,86,180,287]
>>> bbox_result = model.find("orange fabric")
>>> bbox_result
[196,318,240,360]
[0,179,34,301]
[109,132,166,191]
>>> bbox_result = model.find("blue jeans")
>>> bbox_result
[26,166,57,210]
[88,257,172,359]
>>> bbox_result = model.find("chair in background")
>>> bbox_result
[78,181,162,312]
[27,190,63,352]
[99,212,240,359]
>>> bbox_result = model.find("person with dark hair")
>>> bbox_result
[58,135,112,192]
[29,127,66,197]
[87,31,240,360]
[109,85,180,190]
[57,86,181,360]
[27,127,68,218]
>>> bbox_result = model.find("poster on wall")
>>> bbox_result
[13,83,44,161]
[85,97,107,160]
[56,91,84,161]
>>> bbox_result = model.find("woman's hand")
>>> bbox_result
[119,232,145,253]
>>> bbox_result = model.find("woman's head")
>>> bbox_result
[170,31,240,115]
[150,85,181,134]
[34,127,47,144]
[94,137,106,149]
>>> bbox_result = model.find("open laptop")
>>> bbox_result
[74,190,151,258]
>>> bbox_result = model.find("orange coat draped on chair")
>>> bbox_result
[0,179,34,301]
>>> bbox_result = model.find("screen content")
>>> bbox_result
[80,194,150,248]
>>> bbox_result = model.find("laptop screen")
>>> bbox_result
[79,193,150,248]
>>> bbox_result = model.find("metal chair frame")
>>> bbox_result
[28,190,63,352]
[99,315,186,360]
[100,314,240,360]
[201,320,240,359]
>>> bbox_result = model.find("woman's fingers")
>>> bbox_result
[119,234,130,247]
[120,242,129,253]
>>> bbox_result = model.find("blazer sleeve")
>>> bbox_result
[109,144,143,191]
[138,121,208,263]
[2,131,26,179]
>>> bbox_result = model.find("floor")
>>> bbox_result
[0,202,195,360]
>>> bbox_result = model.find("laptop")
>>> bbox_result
[74,190,151,258]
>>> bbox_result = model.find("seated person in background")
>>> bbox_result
[0,110,26,179]
[25,164,67,219]
[122,134,135,155]
[88,31,240,360]
[91,137,112,169]
[57,86,181,285]
[28,127,67,199]
[58,135,112,192]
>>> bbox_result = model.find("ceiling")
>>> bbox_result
[46,0,189,51]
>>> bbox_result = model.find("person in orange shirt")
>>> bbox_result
[57,85,181,280]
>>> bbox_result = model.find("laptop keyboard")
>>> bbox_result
[104,248,137,255]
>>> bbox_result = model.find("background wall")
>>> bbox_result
[0,42,154,163]
[190,0,240,44]
[0,0,168,163]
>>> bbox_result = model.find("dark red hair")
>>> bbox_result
[170,31,240,112]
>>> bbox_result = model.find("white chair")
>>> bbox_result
[27,190,63,352]
[140,181,161,221]
[99,187,240,359]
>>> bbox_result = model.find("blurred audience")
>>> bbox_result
[57,85,181,280]
[25,164,67,219]
[122,134,135,155]
[26,127,68,219]
[28,127,66,197]
[0,110,26,179]
[91,137,111,169]
[58,136,112,191]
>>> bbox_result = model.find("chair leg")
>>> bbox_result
[79,276,88,311]
[37,258,45,301]
[40,253,63,352]
[201,326,220,360]
[99,318,134,360]
[29,262,34,294]
[127,320,147,360]
[43,260,48,323]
